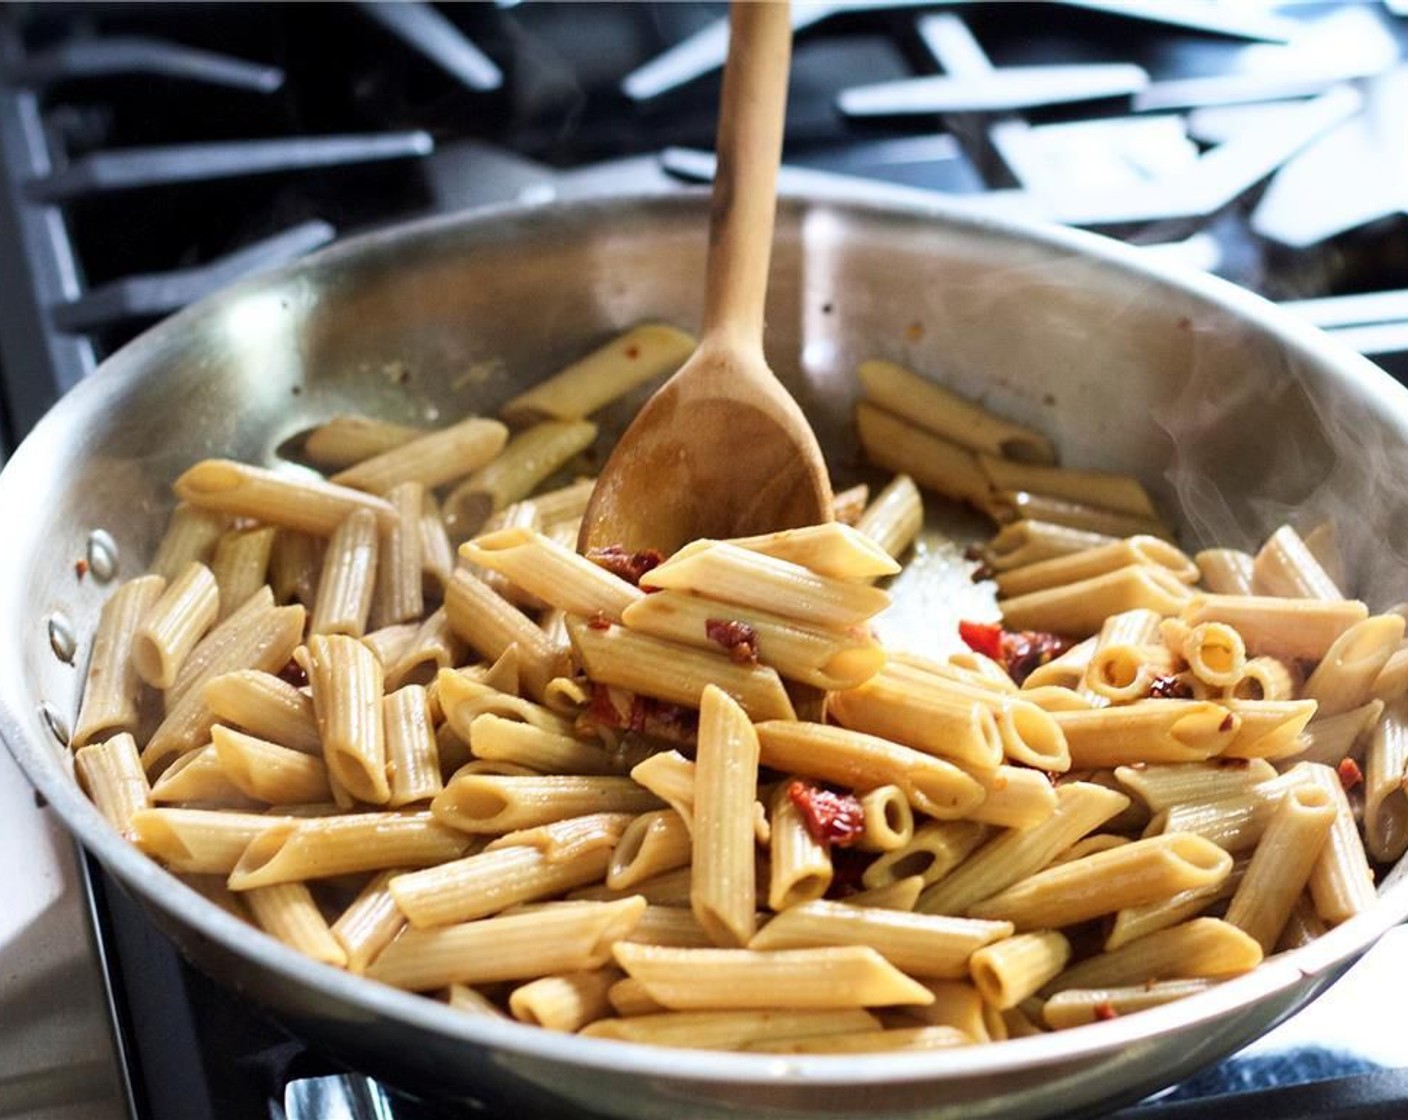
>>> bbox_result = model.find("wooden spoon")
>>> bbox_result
[578,0,832,556]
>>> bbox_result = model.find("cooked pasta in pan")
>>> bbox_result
[68,325,1407,1053]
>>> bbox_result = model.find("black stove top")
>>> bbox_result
[5,4,1408,1118]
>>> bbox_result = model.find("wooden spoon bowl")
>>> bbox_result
[579,1,832,556]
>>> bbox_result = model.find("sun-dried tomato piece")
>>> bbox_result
[787,779,865,849]
[1338,757,1364,792]
[586,545,665,587]
[705,618,759,665]
[1093,1002,1119,1022]
[277,658,308,688]
[583,684,697,744]
[957,621,1073,686]
[1148,674,1194,700]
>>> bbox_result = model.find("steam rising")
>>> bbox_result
[1154,316,1408,603]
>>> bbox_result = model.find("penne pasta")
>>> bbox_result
[855,474,924,561]
[857,359,1055,464]
[149,503,229,581]
[1044,918,1261,993]
[499,324,696,424]
[74,732,151,840]
[967,833,1232,930]
[854,401,991,509]
[1303,614,1405,717]
[383,684,443,807]
[612,943,934,1010]
[331,869,406,974]
[463,527,643,623]
[210,526,277,622]
[310,508,380,638]
[768,780,833,911]
[202,669,321,755]
[621,590,884,691]
[754,721,985,821]
[970,931,1071,1010]
[999,565,1191,637]
[978,455,1157,520]
[132,562,219,689]
[995,537,1197,600]
[370,481,424,630]
[72,575,167,749]
[303,633,390,805]
[568,618,795,723]
[691,686,761,946]
[1180,594,1368,661]
[330,416,508,495]
[174,458,397,534]
[750,900,1011,981]
[367,897,646,990]
[917,783,1129,916]
[431,774,661,835]
[1052,702,1239,769]
[303,415,422,469]
[642,541,889,630]
[1224,784,1335,952]
[442,420,599,533]
[1252,524,1342,601]
[227,811,468,890]
[211,725,331,804]
[978,521,1117,573]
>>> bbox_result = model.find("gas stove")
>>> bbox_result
[3,4,1408,1119]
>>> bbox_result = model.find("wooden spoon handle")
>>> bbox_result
[701,0,792,353]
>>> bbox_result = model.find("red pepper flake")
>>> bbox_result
[957,621,1072,686]
[586,545,665,587]
[74,558,89,580]
[1338,757,1364,792]
[705,618,759,665]
[1219,713,1235,732]
[1093,1002,1119,1022]
[624,344,640,360]
[958,620,1004,661]
[788,779,866,849]
[1148,674,1193,700]
[586,611,611,631]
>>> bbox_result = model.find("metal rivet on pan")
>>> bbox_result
[86,530,118,583]
[47,612,77,664]
[39,701,70,747]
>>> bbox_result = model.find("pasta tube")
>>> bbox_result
[754,721,985,820]
[855,474,924,561]
[857,358,1055,462]
[620,590,884,691]
[72,575,166,749]
[749,900,1011,980]
[500,324,696,424]
[1252,524,1342,600]
[612,943,933,1010]
[1224,785,1335,952]
[568,619,796,723]
[994,537,1197,600]
[330,416,508,494]
[174,458,396,534]
[367,897,646,990]
[132,562,218,689]
[966,833,1232,930]
[303,633,389,805]
[642,541,890,629]
[691,686,761,946]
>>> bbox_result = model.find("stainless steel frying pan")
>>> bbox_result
[4,192,1408,1119]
